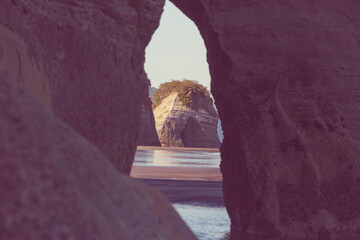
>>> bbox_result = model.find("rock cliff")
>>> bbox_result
[0,0,165,174]
[0,72,196,240]
[171,0,360,239]
[137,97,161,146]
[154,92,220,148]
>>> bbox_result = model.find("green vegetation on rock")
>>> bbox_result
[152,80,216,116]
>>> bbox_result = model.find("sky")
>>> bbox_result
[144,0,211,90]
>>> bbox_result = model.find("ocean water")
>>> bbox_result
[174,203,230,240]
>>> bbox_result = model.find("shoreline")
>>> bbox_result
[130,166,222,181]
[137,145,220,152]
[132,147,224,207]
[138,178,224,206]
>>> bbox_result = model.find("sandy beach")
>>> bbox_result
[137,145,220,152]
[130,165,222,181]
[131,146,223,205]
[133,145,222,181]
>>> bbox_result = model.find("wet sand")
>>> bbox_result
[130,165,222,181]
[131,166,223,206]
[137,145,220,152]
[139,178,224,206]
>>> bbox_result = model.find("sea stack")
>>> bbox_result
[153,80,220,148]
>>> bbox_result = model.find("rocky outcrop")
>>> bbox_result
[0,0,165,174]
[0,70,196,240]
[137,98,161,146]
[154,92,220,148]
[171,1,360,239]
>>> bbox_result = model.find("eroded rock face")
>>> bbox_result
[154,93,220,148]
[171,0,360,239]
[0,72,196,240]
[0,0,165,174]
[137,100,161,146]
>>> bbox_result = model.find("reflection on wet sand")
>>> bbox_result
[134,148,221,168]
[153,150,178,166]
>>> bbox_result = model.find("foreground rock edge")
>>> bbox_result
[0,73,197,240]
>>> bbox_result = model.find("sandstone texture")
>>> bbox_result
[0,0,165,174]
[0,72,196,240]
[154,92,220,148]
[137,98,161,146]
[171,0,360,239]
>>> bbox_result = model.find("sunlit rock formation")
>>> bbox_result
[0,73,196,240]
[0,0,165,174]
[153,80,220,148]
[171,0,360,239]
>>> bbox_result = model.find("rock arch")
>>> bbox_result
[1,0,360,239]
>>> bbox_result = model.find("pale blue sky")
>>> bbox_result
[144,0,211,89]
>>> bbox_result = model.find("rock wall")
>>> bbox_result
[137,99,161,146]
[154,93,220,148]
[0,72,196,240]
[171,0,360,239]
[0,0,165,174]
